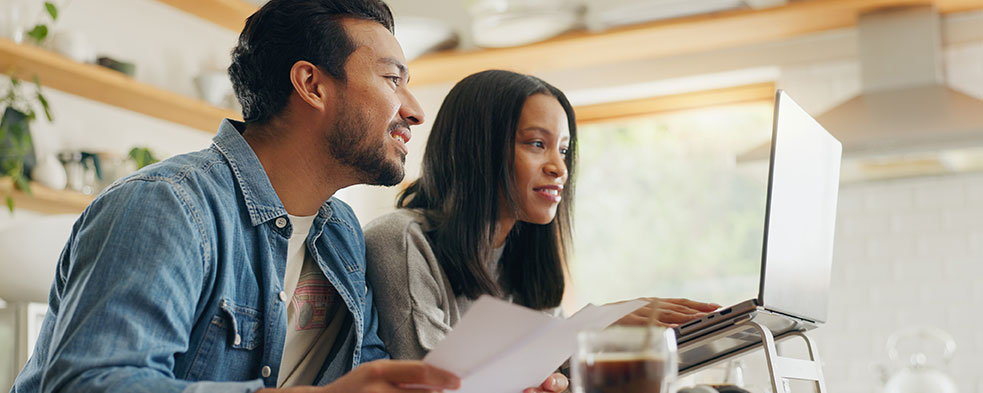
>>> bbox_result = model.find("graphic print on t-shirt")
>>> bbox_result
[291,260,341,331]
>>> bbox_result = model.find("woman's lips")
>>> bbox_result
[532,185,563,203]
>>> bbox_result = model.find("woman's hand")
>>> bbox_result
[522,372,569,393]
[615,297,721,327]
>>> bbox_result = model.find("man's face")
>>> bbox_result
[325,18,423,186]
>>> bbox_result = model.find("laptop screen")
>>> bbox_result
[757,90,842,323]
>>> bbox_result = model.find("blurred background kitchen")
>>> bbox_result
[1,0,982,391]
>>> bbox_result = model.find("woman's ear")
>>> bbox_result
[288,60,337,113]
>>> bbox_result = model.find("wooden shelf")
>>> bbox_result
[0,38,240,133]
[1,180,93,215]
[153,0,983,87]
[156,0,256,32]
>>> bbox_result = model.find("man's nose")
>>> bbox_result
[399,89,425,125]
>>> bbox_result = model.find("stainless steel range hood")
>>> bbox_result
[739,5,983,164]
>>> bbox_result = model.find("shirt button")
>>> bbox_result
[233,334,242,346]
[275,217,287,228]
[261,365,271,378]
[279,291,288,302]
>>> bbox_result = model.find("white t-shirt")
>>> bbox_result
[278,214,347,387]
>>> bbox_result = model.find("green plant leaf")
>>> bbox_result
[5,196,13,213]
[10,77,20,87]
[17,125,32,147]
[129,147,159,169]
[14,174,31,196]
[26,25,48,42]
[15,130,28,151]
[45,2,58,20]
[37,92,53,122]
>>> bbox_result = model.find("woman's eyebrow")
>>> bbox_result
[518,126,553,136]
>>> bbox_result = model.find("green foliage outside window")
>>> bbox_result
[570,103,774,307]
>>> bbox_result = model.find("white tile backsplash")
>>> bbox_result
[913,180,967,209]
[862,183,915,212]
[942,208,983,232]
[812,173,983,393]
[890,211,942,233]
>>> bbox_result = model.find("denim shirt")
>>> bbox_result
[11,120,389,393]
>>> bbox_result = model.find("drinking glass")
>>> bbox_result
[572,326,678,393]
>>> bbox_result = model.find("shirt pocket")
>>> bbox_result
[185,298,264,381]
[216,299,263,350]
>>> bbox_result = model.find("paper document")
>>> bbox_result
[423,296,647,393]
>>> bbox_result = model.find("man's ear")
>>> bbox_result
[289,60,337,112]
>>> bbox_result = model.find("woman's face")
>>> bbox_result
[510,93,571,225]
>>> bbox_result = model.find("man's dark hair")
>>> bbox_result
[398,70,578,310]
[228,0,394,124]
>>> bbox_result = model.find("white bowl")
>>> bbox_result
[194,71,234,107]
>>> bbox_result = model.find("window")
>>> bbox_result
[568,99,774,309]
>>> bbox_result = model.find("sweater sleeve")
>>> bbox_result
[365,212,454,360]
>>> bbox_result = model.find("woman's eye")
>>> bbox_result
[531,141,545,149]
[560,148,569,155]
[386,76,401,86]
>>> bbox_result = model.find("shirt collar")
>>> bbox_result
[211,119,288,226]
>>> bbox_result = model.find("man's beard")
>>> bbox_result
[326,103,406,187]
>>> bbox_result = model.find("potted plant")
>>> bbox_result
[1,75,53,212]
[1,1,59,212]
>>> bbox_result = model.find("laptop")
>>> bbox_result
[673,90,842,371]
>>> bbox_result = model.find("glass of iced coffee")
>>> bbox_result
[572,326,678,393]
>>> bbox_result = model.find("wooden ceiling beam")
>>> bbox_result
[575,82,776,124]
[407,0,983,86]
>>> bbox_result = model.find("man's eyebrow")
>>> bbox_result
[378,57,408,79]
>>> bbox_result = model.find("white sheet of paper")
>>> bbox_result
[423,296,647,393]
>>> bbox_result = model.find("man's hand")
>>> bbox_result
[522,372,569,393]
[615,297,721,327]
[256,359,460,393]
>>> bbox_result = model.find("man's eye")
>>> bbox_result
[386,76,401,86]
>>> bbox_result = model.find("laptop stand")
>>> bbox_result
[678,320,827,393]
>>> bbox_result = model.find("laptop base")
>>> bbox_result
[678,308,816,370]
[678,318,827,393]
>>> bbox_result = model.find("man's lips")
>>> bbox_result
[389,119,411,145]
[389,125,411,154]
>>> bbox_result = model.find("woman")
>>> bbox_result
[365,70,718,363]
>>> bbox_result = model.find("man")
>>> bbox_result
[10,1,568,392]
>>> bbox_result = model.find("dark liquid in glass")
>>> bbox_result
[582,357,666,393]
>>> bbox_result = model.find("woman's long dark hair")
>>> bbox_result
[398,70,577,310]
